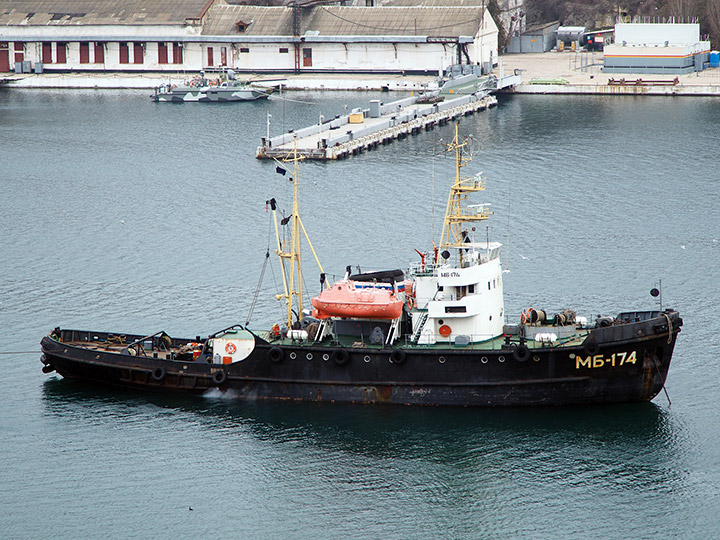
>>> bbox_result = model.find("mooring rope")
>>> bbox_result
[663,312,673,344]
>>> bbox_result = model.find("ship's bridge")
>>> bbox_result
[447,241,502,267]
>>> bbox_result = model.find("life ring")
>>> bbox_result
[584,341,600,356]
[332,349,350,365]
[225,342,237,355]
[212,370,227,385]
[520,309,532,324]
[152,367,166,381]
[268,347,284,363]
[513,345,530,362]
[407,297,415,310]
[390,349,406,364]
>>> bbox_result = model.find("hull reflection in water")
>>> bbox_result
[41,377,681,492]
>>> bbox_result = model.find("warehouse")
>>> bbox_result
[0,0,498,75]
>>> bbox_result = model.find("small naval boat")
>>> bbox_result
[41,126,682,406]
[151,70,275,103]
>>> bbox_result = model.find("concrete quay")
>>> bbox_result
[257,93,498,161]
[501,52,720,96]
[0,71,438,91]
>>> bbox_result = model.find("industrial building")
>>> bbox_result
[506,21,559,53]
[0,0,498,75]
[603,22,710,74]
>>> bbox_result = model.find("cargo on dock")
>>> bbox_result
[256,92,498,161]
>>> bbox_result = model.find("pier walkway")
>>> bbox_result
[256,92,498,161]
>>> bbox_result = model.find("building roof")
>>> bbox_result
[202,6,294,36]
[203,4,487,37]
[0,0,212,26]
[382,0,487,7]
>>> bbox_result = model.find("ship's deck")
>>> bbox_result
[257,329,591,351]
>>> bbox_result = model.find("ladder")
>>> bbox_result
[411,310,429,343]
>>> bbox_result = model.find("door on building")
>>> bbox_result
[0,43,8,72]
[207,47,214,67]
[14,42,24,64]
[133,43,143,64]
[221,46,227,66]
[303,48,312,67]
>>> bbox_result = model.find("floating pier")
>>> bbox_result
[256,92,498,161]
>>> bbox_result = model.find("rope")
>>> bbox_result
[0,351,41,355]
[652,313,674,406]
[245,250,270,326]
[663,312,673,344]
[266,213,285,321]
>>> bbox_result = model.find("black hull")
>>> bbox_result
[40,311,682,407]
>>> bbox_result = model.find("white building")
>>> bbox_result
[603,23,710,74]
[0,0,498,75]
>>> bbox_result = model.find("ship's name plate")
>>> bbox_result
[571,351,637,369]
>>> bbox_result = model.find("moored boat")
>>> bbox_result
[151,71,275,102]
[40,126,682,406]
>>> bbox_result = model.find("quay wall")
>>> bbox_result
[6,52,720,96]
[509,83,720,96]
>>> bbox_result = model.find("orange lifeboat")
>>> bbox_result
[311,280,403,320]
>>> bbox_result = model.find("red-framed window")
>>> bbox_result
[158,42,168,64]
[42,42,52,63]
[56,42,67,64]
[207,47,214,66]
[172,42,183,64]
[133,42,143,64]
[79,42,90,64]
[94,42,105,64]
[119,42,129,64]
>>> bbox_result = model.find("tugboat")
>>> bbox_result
[40,126,682,406]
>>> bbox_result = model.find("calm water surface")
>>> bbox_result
[1,88,719,538]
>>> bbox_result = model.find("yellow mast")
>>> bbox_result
[439,123,491,254]
[272,139,324,328]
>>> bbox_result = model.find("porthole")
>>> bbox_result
[364,355,371,363]
[289,352,297,360]
[306,353,313,360]
[498,355,505,363]
[481,356,488,363]
[322,353,329,361]
[439,356,446,364]
[533,355,541,362]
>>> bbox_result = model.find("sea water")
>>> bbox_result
[1,89,719,538]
